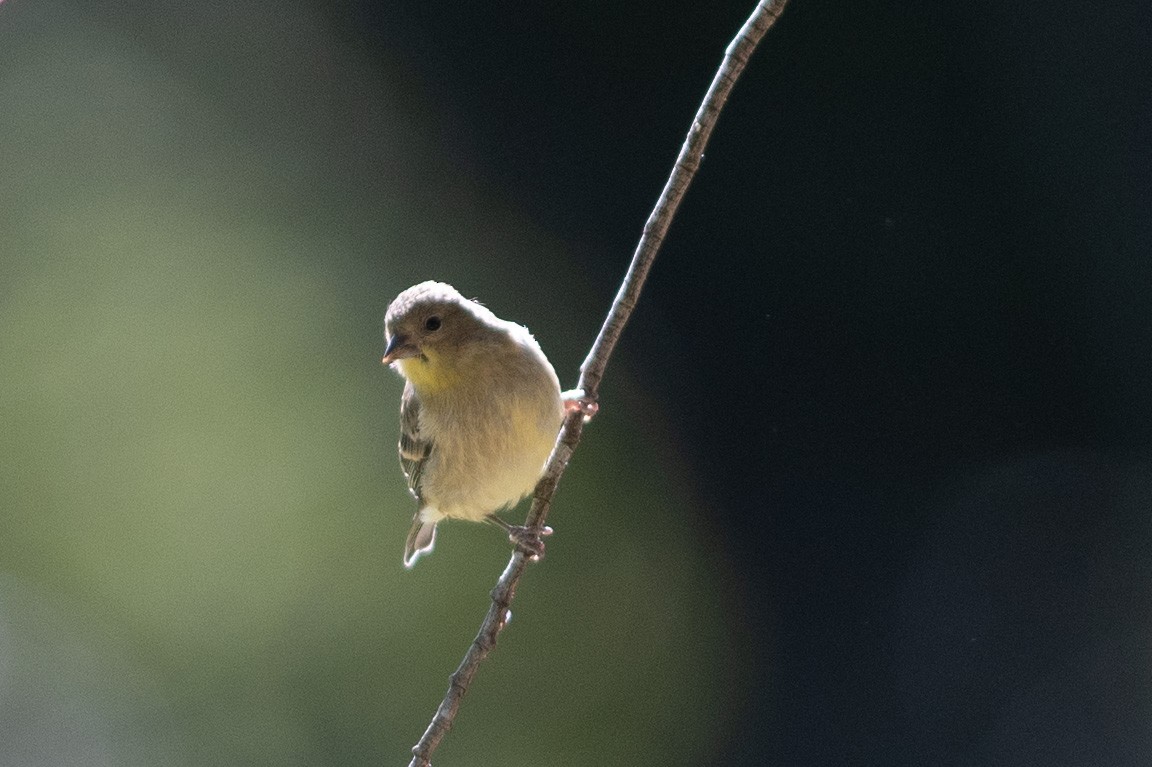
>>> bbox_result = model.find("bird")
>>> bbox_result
[381,281,590,568]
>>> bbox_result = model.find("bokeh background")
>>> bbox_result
[1,1,1150,765]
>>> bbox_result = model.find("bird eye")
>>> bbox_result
[424,316,442,332]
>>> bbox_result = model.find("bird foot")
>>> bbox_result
[562,389,599,421]
[487,515,553,560]
[507,524,553,561]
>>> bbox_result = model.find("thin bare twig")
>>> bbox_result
[407,2,788,764]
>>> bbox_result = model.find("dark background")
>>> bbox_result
[356,1,1152,763]
[2,0,1150,765]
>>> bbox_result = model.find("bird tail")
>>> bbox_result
[404,511,438,568]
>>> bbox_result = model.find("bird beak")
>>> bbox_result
[382,334,420,365]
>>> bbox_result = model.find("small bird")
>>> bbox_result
[381,281,582,568]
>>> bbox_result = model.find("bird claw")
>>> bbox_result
[506,524,553,561]
[562,389,599,421]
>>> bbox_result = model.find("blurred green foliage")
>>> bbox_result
[0,2,749,764]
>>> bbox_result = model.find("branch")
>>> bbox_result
[407,2,789,764]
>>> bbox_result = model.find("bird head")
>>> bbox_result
[382,282,496,378]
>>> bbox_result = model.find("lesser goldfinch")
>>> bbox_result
[381,281,569,568]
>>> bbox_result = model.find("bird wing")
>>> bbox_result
[398,381,432,501]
